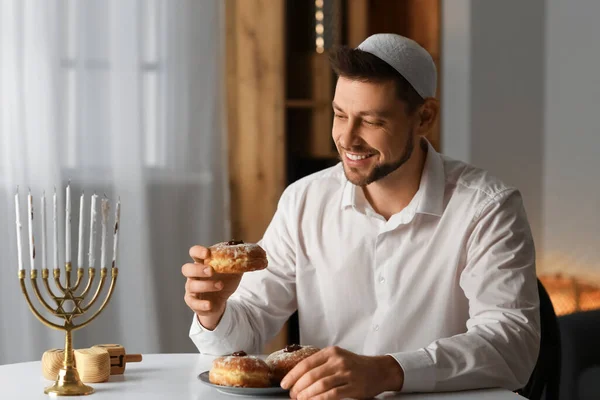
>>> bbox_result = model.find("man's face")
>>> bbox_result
[332,77,418,187]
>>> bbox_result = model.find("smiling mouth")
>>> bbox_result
[345,152,375,161]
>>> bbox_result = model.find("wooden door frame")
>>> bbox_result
[225,0,287,352]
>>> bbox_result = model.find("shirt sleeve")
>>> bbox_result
[189,187,298,355]
[390,189,541,393]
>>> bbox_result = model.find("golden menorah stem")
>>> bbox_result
[44,327,93,396]
[64,328,74,368]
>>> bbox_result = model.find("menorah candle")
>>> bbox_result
[15,189,24,271]
[65,184,71,263]
[88,194,98,268]
[77,192,85,268]
[41,192,47,270]
[112,199,120,269]
[53,188,59,269]
[27,190,35,270]
[100,197,109,268]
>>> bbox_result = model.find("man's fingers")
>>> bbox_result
[305,384,350,400]
[189,245,210,261]
[281,350,327,389]
[184,294,213,312]
[181,262,213,278]
[185,278,224,294]
[289,363,338,398]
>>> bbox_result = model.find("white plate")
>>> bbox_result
[198,371,289,397]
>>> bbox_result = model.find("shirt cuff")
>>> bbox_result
[188,302,234,344]
[388,349,436,393]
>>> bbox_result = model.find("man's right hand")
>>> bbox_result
[182,245,243,330]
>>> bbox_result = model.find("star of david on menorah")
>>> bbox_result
[14,184,121,396]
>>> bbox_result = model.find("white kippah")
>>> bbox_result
[357,33,437,99]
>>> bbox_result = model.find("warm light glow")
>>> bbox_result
[580,289,600,311]
[315,0,325,54]
[539,274,600,316]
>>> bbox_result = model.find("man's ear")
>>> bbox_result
[416,98,439,134]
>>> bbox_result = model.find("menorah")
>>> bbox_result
[14,185,121,396]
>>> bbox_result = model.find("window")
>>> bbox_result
[57,0,165,169]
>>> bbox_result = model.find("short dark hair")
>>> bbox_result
[328,46,424,113]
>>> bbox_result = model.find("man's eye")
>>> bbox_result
[364,120,381,126]
[334,114,347,119]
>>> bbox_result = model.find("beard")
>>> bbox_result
[341,131,415,187]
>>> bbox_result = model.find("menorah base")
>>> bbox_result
[44,366,94,396]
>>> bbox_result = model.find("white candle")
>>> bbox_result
[53,188,59,269]
[27,190,36,270]
[15,189,24,271]
[65,183,71,263]
[41,192,47,270]
[77,192,85,268]
[112,198,120,269]
[100,197,110,268]
[88,194,98,268]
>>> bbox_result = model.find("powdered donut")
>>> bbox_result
[266,344,320,383]
[205,240,268,274]
[209,351,271,388]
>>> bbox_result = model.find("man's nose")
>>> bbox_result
[337,119,362,149]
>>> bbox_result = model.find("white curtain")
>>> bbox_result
[0,0,229,364]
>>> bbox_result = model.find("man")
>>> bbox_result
[182,33,540,399]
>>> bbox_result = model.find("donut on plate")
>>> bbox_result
[266,344,320,383]
[209,351,272,388]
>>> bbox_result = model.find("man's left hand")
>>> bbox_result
[280,346,404,400]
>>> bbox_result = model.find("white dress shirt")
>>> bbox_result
[189,139,540,393]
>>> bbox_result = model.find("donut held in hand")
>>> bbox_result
[205,240,268,274]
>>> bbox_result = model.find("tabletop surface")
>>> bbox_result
[0,353,524,399]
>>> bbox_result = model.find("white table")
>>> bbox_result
[0,354,524,399]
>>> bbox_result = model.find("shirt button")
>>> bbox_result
[379,276,385,284]
[374,325,379,331]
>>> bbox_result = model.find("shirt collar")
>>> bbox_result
[415,138,445,217]
[341,176,355,209]
[340,138,445,217]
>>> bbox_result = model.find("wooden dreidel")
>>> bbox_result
[41,349,67,381]
[74,348,111,383]
[92,344,142,375]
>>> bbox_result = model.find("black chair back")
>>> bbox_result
[558,308,600,400]
[518,279,561,400]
